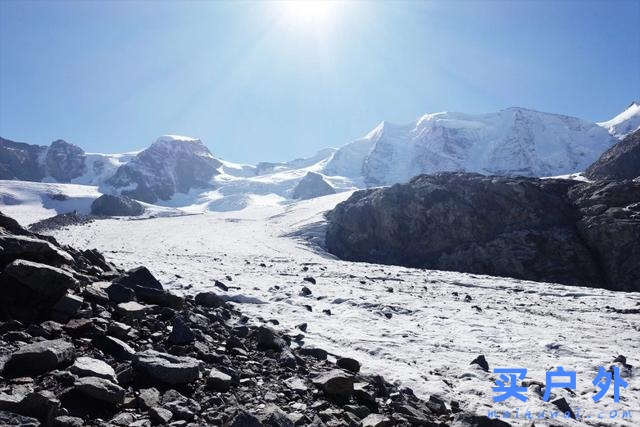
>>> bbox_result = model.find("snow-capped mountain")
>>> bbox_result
[102,135,222,203]
[324,107,616,186]
[1,103,634,211]
[597,101,640,139]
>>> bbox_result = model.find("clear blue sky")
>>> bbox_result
[1,1,638,163]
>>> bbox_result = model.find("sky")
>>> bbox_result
[1,1,639,163]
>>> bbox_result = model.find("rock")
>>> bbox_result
[303,277,316,285]
[134,350,201,384]
[586,129,640,180]
[261,405,294,427]
[207,368,232,392]
[292,172,336,200]
[295,323,307,332]
[133,286,183,308]
[64,318,106,338]
[51,294,84,319]
[3,339,75,376]
[167,316,195,346]
[312,370,354,399]
[194,291,224,308]
[254,326,288,352]
[69,357,117,382]
[0,410,41,426]
[90,194,144,216]
[299,286,312,297]
[149,406,173,424]
[326,172,640,291]
[451,413,512,426]
[137,388,160,411]
[92,335,135,360]
[298,347,327,360]
[551,397,575,419]
[336,357,361,373]
[229,411,263,427]
[4,259,79,299]
[114,266,163,291]
[53,415,85,427]
[105,283,136,304]
[117,301,153,318]
[74,376,125,405]
[284,377,308,393]
[361,413,393,427]
[470,355,489,372]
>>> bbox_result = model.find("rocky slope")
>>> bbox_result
[0,210,477,426]
[102,136,222,204]
[585,129,640,180]
[324,108,616,186]
[292,172,336,200]
[325,172,640,291]
[0,137,47,181]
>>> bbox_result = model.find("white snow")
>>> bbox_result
[35,192,638,426]
[597,102,640,139]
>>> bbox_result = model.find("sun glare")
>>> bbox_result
[278,0,341,31]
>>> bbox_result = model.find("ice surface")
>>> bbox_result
[38,192,639,426]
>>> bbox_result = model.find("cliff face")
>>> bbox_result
[326,172,640,291]
[0,137,47,181]
[585,129,640,180]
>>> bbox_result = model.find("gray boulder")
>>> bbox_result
[585,128,640,180]
[73,376,124,405]
[292,172,336,200]
[3,339,75,376]
[133,350,201,384]
[4,259,78,299]
[90,194,144,216]
[69,357,117,382]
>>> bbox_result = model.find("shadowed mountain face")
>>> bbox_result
[103,136,222,203]
[326,172,640,291]
[585,129,640,180]
[0,137,47,181]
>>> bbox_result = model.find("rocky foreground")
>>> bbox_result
[0,210,498,427]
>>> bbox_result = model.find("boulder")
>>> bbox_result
[113,266,163,291]
[336,357,361,373]
[167,316,195,346]
[90,194,144,217]
[3,339,75,376]
[117,301,152,318]
[133,350,201,384]
[292,172,336,200]
[73,376,125,405]
[4,259,79,298]
[254,326,287,352]
[361,414,393,427]
[207,368,232,392]
[69,357,117,382]
[92,335,135,361]
[0,410,41,426]
[312,370,354,399]
[194,291,224,308]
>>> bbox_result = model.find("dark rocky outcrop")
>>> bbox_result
[585,128,640,180]
[0,209,467,426]
[90,194,144,217]
[292,172,336,200]
[0,137,46,181]
[326,172,640,291]
[44,140,87,183]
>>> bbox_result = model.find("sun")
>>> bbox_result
[278,0,341,30]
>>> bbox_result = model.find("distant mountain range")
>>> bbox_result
[1,103,638,205]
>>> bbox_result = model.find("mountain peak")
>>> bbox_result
[598,102,640,139]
